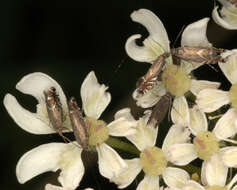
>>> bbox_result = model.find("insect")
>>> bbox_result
[44,87,67,141]
[171,46,225,65]
[68,97,89,150]
[147,92,172,128]
[136,52,170,95]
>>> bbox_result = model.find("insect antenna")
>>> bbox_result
[172,25,186,49]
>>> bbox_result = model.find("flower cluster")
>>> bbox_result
[4,4,237,190]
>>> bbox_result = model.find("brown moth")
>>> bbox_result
[68,97,89,150]
[171,46,225,65]
[136,52,170,94]
[44,87,66,139]
[147,92,172,128]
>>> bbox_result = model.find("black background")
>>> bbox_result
[1,0,237,190]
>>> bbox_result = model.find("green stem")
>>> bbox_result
[106,137,140,155]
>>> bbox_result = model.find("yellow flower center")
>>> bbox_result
[229,83,237,110]
[206,186,227,190]
[162,64,191,97]
[193,131,219,161]
[86,117,109,146]
[139,146,167,176]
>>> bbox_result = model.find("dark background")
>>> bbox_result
[1,1,237,190]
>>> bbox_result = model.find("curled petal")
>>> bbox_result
[171,96,190,127]
[201,154,228,187]
[127,117,158,151]
[16,143,84,189]
[213,108,237,142]
[196,89,230,113]
[190,80,221,96]
[189,106,208,136]
[181,18,212,47]
[4,94,55,134]
[167,143,198,166]
[212,6,237,30]
[162,167,190,189]
[107,117,137,136]
[114,108,135,121]
[96,143,127,179]
[137,175,159,190]
[162,125,191,155]
[81,71,111,119]
[220,147,237,167]
[219,50,237,84]
[183,180,205,190]
[133,82,166,108]
[111,158,142,189]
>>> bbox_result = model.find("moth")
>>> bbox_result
[44,87,66,140]
[147,92,172,128]
[171,46,225,65]
[136,52,170,95]
[68,97,89,150]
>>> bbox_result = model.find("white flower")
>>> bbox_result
[45,184,94,190]
[212,0,237,30]
[3,72,70,134]
[167,106,237,183]
[126,9,220,120]
[7,71,136,189]
[110,109,191,190]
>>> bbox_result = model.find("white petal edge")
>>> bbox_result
[196,89,230,113]
[81,71,111,119]
[227,174,237,190]
[4,94,55,134]
[162,167,190,189]
[171,96,190,127]
[167,143,198,166]
[16,143,84,189]
[183,180,205,190]
[201,154,228,187]
[45,184,94,190]
[213,108,237,142]
[114,108,135,121]
[212,6,237,30]
[181,18,212,47]
[137,175,160,190]
[220,147,237,168]
[189,105,208,136]
[190,79,221,96]
[219,50,237,84]
[110,158,142,189]
[107,117,137,136]
[130,9,169,51]
[96,143,127,179]
[162,125,191,155]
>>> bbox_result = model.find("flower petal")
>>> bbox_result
[171,96,190,126]
[227,174,237,190]
[201,154,228,186]
[127,115,158,151]
[180,60,204,74]
[110,158,142,189]
[3,94,55,134]
[181,18,212,47]
[162,125,191,155]
[212,6,237,30]
[213,108,237,142]
[183,180,205,190]
[189,105,208,136]
[114,108,135,121]
[125,9,170,63]
[137,175,159,190]
[45,184,73,190]
[162,167,190,189]
[81,71,111,119]
[219,50,237,84]
[16,143,84,189]
[190,80,221,96]
[96,143,127,179]
[107,117,137,136]
[220,147,237,168]
[196,89,230,113]
[133,82,166,108]
[167,143,198,166]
